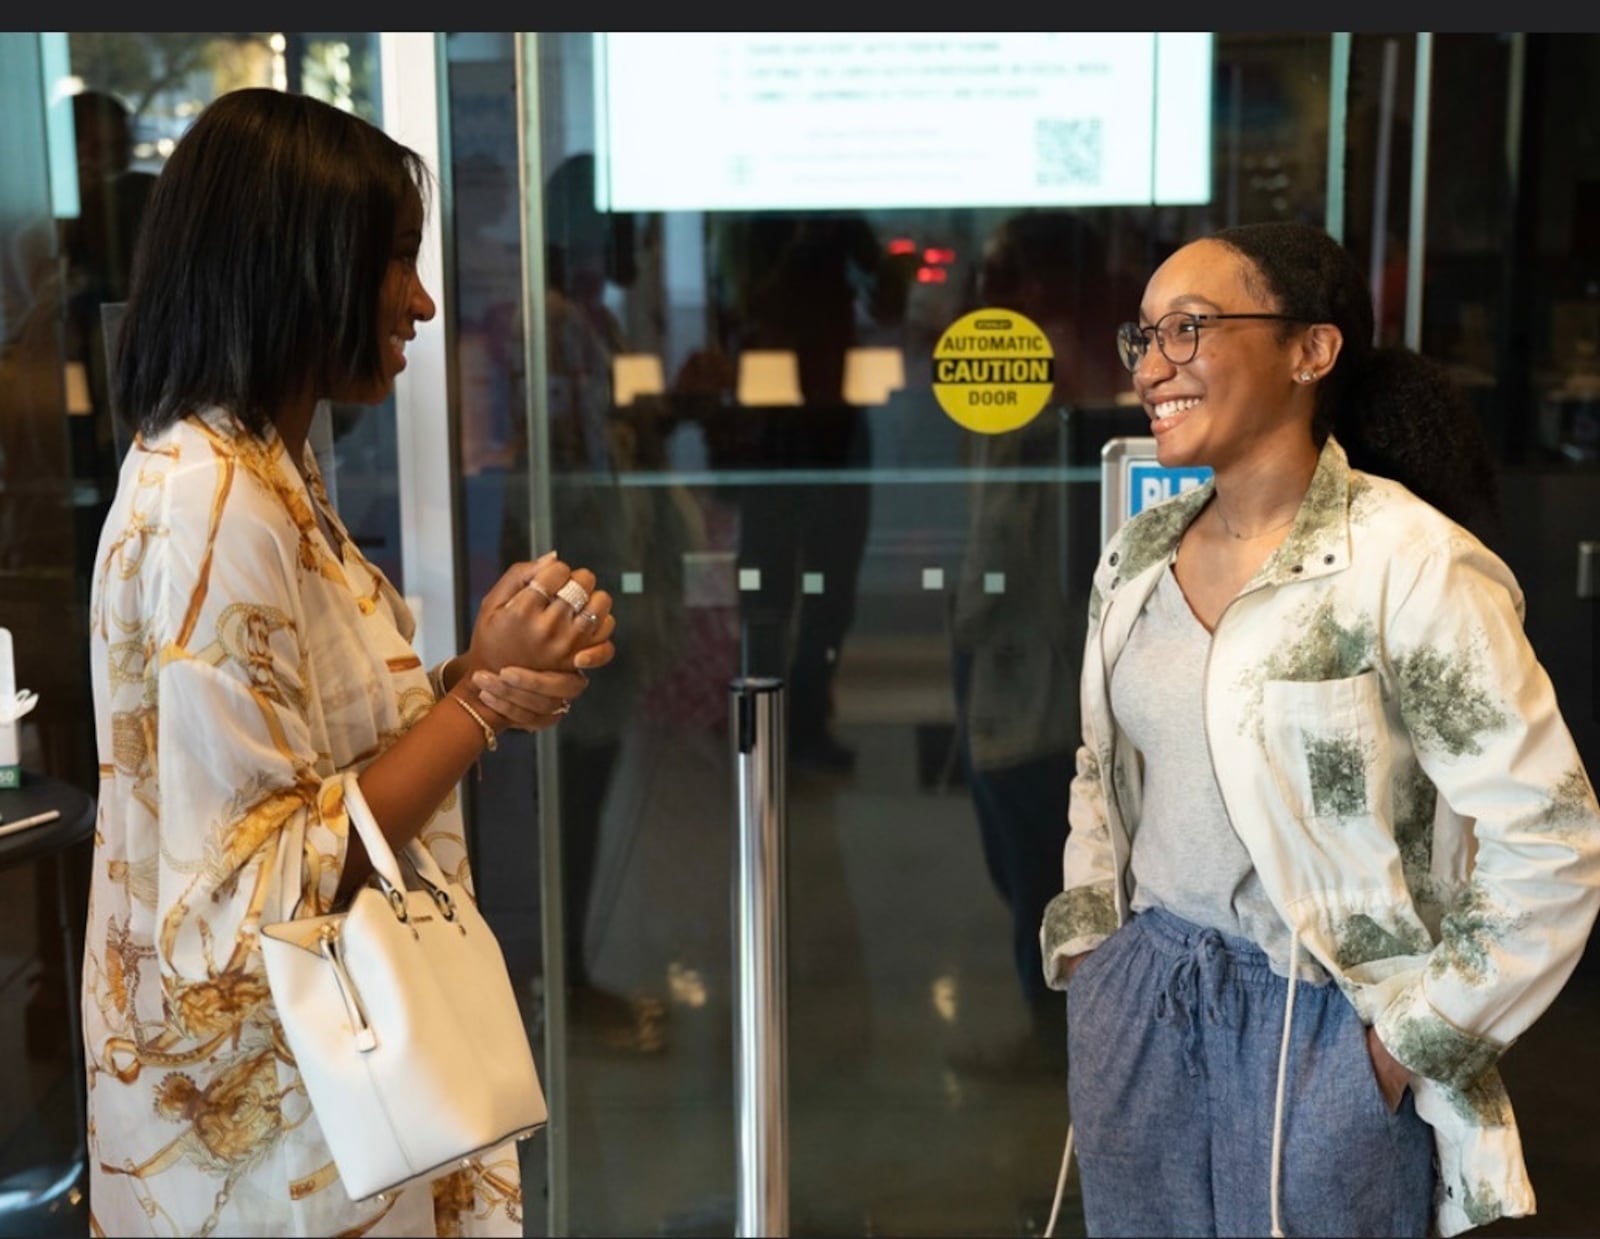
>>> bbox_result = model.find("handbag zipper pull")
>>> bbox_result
[319,923,378,1052]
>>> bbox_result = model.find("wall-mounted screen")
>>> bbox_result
[592,32,1213,212]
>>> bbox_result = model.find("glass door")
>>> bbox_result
[502,32,1351,1236]
[431,29,1600,1237]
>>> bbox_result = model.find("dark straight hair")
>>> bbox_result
[1209,221,1500,528]
[113,88,430,438]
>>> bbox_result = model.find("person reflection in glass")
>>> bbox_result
[500,152,671,1051]
[712,211,906,773]
[947,210,1127,1077]
[59,91,159,587]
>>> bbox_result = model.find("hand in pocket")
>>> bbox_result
[1366,1025,1411,1113]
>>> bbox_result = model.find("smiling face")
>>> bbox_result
[1131,238,1316,471]
[337,186,436,405]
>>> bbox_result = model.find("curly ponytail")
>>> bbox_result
[1210,222,1499,528]
[1336,346,1500,527]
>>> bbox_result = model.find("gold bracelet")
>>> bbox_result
[450,693,498,752]
[428,655,459,700]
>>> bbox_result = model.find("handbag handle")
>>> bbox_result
[339,771,458,907]
[269,803,309,925]
[397,841,455,897]
[340,770,409,896]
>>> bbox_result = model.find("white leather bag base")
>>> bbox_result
[260,771,546,1202]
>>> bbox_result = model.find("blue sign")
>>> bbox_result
[1126,463,1212,519]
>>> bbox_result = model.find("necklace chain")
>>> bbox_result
[1213,506,1297,541]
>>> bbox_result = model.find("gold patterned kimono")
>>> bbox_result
[84,407,523,1237]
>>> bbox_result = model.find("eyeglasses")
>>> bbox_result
[1116,311,1310,373]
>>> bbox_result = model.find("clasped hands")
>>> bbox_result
[449,551,618,733]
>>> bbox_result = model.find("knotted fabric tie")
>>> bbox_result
[1153,927,1229,1078]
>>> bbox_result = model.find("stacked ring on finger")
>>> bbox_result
[527,579,554,603]
[578,611,601,630]
[555,578,590,613]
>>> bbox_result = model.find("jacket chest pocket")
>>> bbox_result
[1261,670,1393,827]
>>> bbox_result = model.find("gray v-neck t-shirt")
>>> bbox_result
[1111,562,1312,979]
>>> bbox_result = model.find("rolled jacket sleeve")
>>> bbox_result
[1373,532,1600,1087]
[1041,578,1125,989]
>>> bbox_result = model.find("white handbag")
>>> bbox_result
[260,771,546,1202]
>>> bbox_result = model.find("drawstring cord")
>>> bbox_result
[1269,931,1301,1238]
[1154,929,1226,1076]
[1044,1123,1074,1238]
[1047,925,1303,1238]
[1049,928,1227,1238]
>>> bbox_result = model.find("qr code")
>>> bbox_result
[1035,117,1102,188]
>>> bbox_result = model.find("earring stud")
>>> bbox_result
[1298,371,1314,382]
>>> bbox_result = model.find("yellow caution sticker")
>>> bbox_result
[931,308,1055,434]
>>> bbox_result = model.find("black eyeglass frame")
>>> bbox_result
[1116,311,1311,372]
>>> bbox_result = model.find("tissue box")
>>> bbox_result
[0,628,19,788]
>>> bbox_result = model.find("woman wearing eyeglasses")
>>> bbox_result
[1040,221,1600,1238]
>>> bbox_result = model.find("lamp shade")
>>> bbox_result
[736,350,803,407]
[842,347,906,406]
[613,353,666,407]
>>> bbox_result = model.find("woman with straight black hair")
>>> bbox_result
[1042,221,1600,1237]
[84,88,616,1236]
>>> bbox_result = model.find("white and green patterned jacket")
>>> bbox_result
[1041,435,1600,1236]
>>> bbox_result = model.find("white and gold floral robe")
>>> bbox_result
[84,407,523,1237]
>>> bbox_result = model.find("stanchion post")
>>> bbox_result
[730,676,788,1238]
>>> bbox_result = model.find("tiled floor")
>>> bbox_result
[548,707,1600,1238]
